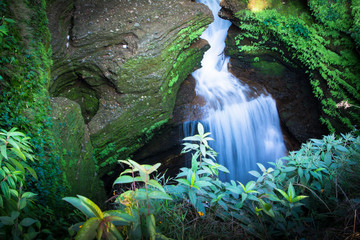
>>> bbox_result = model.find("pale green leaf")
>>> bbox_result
[287,182,295,200]
[148,191,172,200]
[20,218,38,227]
[75,218,99,240]
[197,122,204,136]
[113,175,134,185]
[148,179,165,192]
[0,145,7,159]
[77,195,103,219]
[175,179,191,187]
[292,195,308,203]
[146,214,156,240]
[128,160,147,174]
[63,197,96,218]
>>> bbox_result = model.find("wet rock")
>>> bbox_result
[47,0,212,177]
[50,97,105,202]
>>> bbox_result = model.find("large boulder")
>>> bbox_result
[47,0,212,177]
[51,97,105,203]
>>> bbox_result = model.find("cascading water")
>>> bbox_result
[184,0,286,182]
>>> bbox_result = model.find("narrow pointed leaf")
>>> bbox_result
[292,195,308,203]
[77,195,103,219]
[128,160,147,174]
[113,175,134,185]
[75,218,99,240]
[148,179,165,192]
[287,182,295,200]
[63,197,96,218]
[146,214,156,240]
[197,123,204,136]
[148,191,172,200]
[276,188,290,202]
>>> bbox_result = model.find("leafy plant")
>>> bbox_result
[63,195,134,240]
[0,128,43,239]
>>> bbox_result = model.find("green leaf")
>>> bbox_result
[19,197,27,210]
[134,189,147,201]
[0,196,3,208]
[227,185,241,195]
[0,216,14,225]
[245,181,256,192]
[148,163,161,174]
[128,160,147,174]
[148,179,165,192]
[63,197,96,218]
[24,164,38,180]
[146,214,156,240]
[195,181,212,188]
[108,222,124,240]
[292,195,308,203]
[22,192,37,199]
[103,211,135,225]
[276,188,289,202]
[282,166,297,172]
[8,157,25,172]
[20,218,38,227]
[1,181,10,199]
[175,179,191,187]
[249,170,261,178]
[113,175,134,185]
[287,182,295,200]
[11,211,20,221]
[324,152,332,166]
[148,191,172,200]
[77,195,103,219]
[7,138,20,150]
[0,145,7,159]
[197,122,204,136]
[183,135,201,142]
[257,163,266,172]
[75,218,99,240]
[189,189,197,207]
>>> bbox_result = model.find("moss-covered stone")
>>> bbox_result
[47,0,212,177]
[51,97,105,203]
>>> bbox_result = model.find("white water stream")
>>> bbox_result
[184,0,286,182]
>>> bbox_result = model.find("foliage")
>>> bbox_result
[66,159,172,239]
[234,6,360,133]
[351,0,360,46]
[0,128,45,239]
[0,0,67,207]
[63,195,134,240]
[63,123,360,239]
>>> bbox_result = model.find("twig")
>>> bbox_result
[354,209,357,234]
[294,183,331,212]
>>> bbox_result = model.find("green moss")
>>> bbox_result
[0,0,67,207]
[233,5,360,132]
[251,60,285,77]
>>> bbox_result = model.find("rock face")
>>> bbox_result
[224,26,327,147]
[47,0,212,177]
[51,97,105,202]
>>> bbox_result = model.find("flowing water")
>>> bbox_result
[183,0,286,182]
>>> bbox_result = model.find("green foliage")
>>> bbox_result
[0,128,45,239]
[63,195,134,240]
[63,124,360,239]
[309,0,353,31]
[351,0,360,46]
[234,6,360,132]
[0,0,67,207]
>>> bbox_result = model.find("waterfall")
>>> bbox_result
[184,0,286,182]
